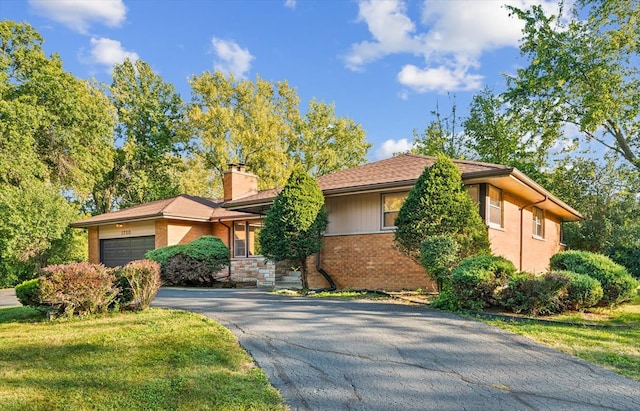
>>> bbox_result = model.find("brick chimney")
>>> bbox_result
[223,164,258,201]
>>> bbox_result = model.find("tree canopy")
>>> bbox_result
[92,58,188,213]
[189,71,369,193]
[504,0,640,170]
[0,21,113,285]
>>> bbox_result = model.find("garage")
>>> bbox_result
[100,236,156,267]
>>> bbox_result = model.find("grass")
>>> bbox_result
[484,295,640,382]
[274,289,390,300]
[0,307,286,411]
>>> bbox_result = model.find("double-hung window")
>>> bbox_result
[382,193,406,229]
[488,185,503,228]
[532,207,544,238]
[233,220,263,257]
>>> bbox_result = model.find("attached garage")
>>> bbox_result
[99,236,155,267]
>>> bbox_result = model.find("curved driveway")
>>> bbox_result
[154,288,640,411]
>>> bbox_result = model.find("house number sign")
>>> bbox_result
[121,230,131,235]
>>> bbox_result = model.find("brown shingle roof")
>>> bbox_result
[225,154,510,207]
[70,195,252,227]
[317,153,509,193]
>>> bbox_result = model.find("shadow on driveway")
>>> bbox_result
[154,287,640,411]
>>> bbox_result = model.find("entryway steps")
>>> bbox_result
[274,272,302,290]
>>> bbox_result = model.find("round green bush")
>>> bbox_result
[550,251,638,306]
[445,255,517,310]
[15,278,41,307]
[499,272,570,316]
[146,236,230,286]
[556,270,603,310]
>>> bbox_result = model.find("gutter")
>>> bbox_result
[518,196,548,271]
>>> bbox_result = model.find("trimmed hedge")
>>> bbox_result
[145,236,230,286]
[550,251,638,306]
[499,272,570,316]
[15,278,41,307]
[441,255,517,310]
[560,270,603,310]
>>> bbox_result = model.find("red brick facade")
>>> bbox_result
[306,233,437,292]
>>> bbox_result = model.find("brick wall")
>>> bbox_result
[488,192,564,273]
[167,220,212,245]
[212,222,232,248]
[306,233,437,291]
[88,227,99,264]
[154,220,168,248]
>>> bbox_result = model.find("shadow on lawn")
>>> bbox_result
[0,306,45,323]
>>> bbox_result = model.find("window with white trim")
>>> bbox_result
[488,185,503,228]
[382,193,407,229]
[233,220,263,257]
[532,206,544,238]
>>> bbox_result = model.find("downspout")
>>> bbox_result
[518,196,548,271]
[313,251,337,292]
[218,219,233,280]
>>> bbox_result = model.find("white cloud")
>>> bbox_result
[345,0,560,93]
[375,138,414,159]
[345,0,422,70]
[211,37,254,78]
[284,0,296,9]
[29,0,126,34]
[397,64,482,93]
[89,37,138,69]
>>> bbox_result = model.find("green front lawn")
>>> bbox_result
[485,296,640,382]
[0,307,285,411]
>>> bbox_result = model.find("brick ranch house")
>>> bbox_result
[71,154,582,291]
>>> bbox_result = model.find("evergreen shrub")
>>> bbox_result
[439,255,517,310]
[550,251,638,306]
[559,270,603,310]
[15,278,41,307]
[499,272,570,316]
[145,236,230,286]
[608,246,640,279]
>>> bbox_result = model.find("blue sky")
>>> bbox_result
[1,0,563,160]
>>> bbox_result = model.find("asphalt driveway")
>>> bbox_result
[153,288,640,411]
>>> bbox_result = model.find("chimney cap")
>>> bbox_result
[227,163,246,170]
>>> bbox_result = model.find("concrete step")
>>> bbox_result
[274,281,302,290]
[280,275,302,282]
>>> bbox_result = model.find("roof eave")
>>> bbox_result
[69,212,215,228]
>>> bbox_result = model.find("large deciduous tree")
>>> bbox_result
[188,71,369,193]
[463,87,554,181]
[545,155,640,277]
[394,154,490,264]
[293,99,370,177]
[504,0,640,171]
[412,97,469,159]
[0,21,114,285]
[258,166,328,289]
[92,58,187,213]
